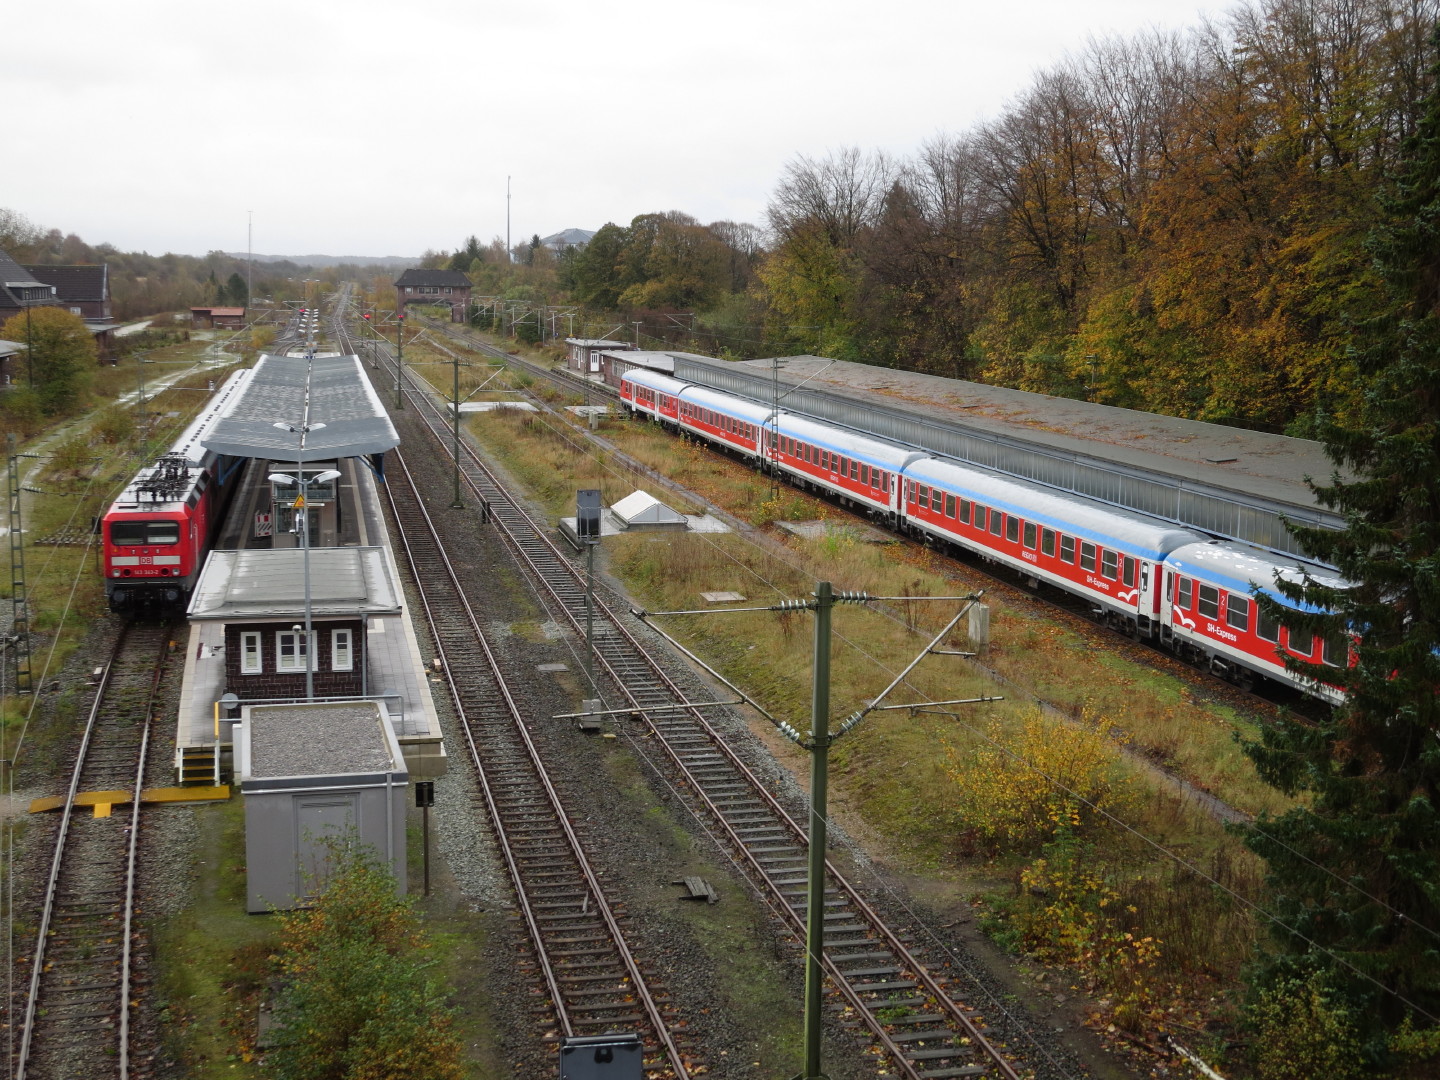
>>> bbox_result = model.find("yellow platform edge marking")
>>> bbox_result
[28,785,231,814]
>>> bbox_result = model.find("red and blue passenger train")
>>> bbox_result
[621,366,1347,702]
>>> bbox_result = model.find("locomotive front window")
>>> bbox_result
[1198,584,1220,619]
[111,521,179,545]
[1227,595,1250,632]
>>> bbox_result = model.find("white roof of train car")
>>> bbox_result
[1166,539,1347,608]
[678,384,774,424]
[775,412,927,471]
[623,367,690,397]
[905,455,1200,560]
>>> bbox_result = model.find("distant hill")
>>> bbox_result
[224,252,418,269]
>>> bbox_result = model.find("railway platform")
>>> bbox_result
[172,352,442,784]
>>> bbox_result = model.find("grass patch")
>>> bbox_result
[150,799,273,1079]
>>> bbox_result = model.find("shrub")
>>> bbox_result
[93,405,137,444]
[949,710,1130,853]
[1249,970,1364,1080]
[268,839,462,1080]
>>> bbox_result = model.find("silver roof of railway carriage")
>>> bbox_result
[1166,539,1347,608]
[199,353,399,460]
[188,546,401,620]
[907,455,1200,560]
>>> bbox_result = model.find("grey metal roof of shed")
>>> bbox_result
[200,353,398,459]
[188,546,401,621]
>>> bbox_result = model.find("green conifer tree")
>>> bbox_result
[1242,25,1440,1069]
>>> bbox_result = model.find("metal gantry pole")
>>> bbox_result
[394,316,405,409]
[301,477,314,702]
[801,580,833,1080]
[451,350,463,508]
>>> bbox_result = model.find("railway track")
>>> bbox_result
[343,315,1055,1080]
[15,619,176,1080]
[379,446,694,1078]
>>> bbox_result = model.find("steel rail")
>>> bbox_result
[380,449,690,1078]
[16,621,171,1080]
[373,333,1034,1079]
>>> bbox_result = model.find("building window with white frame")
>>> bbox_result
[276,629,314,672]
[332,628,353,672]
[240,632,262,674]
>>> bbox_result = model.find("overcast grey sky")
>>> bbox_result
[8,0,1224,258]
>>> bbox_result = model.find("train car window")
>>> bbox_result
[860,464,869,485]
[958,499,971,524]
[1122,557,1136,587]
[1226,595,1251,632]
[918,485,929,507]
[1060,534,1075,562]
[1041,528,1055,556]
[1101,550,1118,579]
[1023,522,1037,548]
[240,632,262,674]
[944,494,956,518]
[1177,577,1192,608]
[931,488,943,513]
[1005,515,1019,542]
[1285,627,1312,657]
[850,458,859,480]
[1080,542,1097,572]
[1198,584,1220,619]
[1322,634,1345,667]
[973,505,987,531]
[990,510,1003,536]
[1257,609,1279,643]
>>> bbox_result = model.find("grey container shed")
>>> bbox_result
[235,700,408,913]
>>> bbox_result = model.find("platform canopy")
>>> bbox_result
[200,353,398,460]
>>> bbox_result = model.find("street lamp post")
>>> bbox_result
[267,464,342,702]
[269,411,337,703]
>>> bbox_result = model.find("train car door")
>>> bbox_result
[1137,561,1159,629]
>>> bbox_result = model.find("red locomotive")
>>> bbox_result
[102,370,250,613]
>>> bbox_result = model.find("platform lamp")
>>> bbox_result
[268,414,339,702]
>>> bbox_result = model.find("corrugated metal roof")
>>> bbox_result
[200,353,399,459]
[188,546,401,620]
